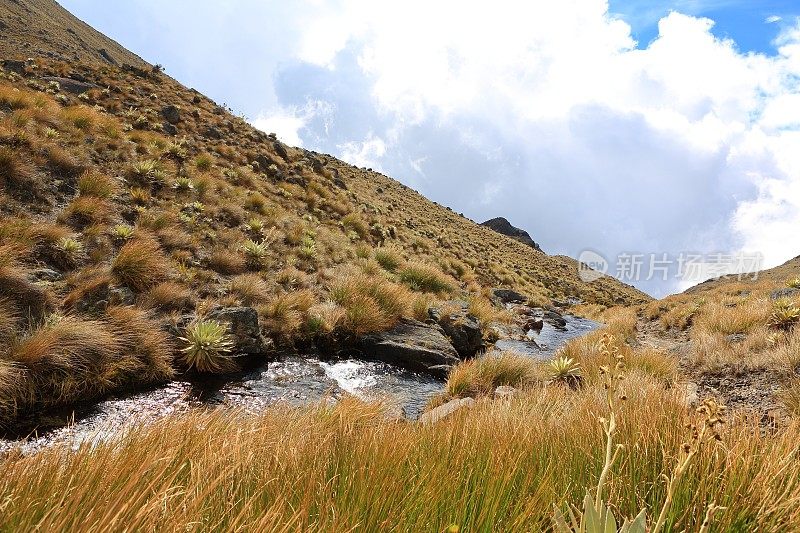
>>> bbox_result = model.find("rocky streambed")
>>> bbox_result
[1,297,597,454]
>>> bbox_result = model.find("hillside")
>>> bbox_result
[4,2,800,531]
[0,0,647,425]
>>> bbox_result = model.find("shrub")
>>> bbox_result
[179,320,237,373]
[399,262,455,294]
[547,356,582,386]
[111,237,169,291]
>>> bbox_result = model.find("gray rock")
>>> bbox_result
[29,268,62,282]
[203,126,222,139]
[254,154,276,171]
[492,288,528,304]
[494,385,518,399]
[41,76,98,94]
[97,48,117,64]
[161,104,181,124]
[360,318,460,378]
[162,122,177,136]
[428,301,484,359]
[418,397,475,425]
[207,306,271,355]
[771,288,800,301]
[726,333,747,344]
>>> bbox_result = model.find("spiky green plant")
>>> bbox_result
[241,239,269,269]
[548,356,581,385]
[110,224,135,242]
[173,176,194,191]
[769,298,800,330]
[244,218,264,236]
[179,320,237,373]
[788,278,800,289]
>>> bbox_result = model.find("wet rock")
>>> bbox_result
[771,288,800,301]
[494,385,518,399]
[491,288,528,304]
[41,76,98,95]
[428,301,484,359]
[543,310,567,329]
[207,306,271,355]
[418,397,475,425]
[522,317,544,331]
[359,318,460,378]
[161,104,181,124]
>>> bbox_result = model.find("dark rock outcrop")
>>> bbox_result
[428,301,484,359]
[492,288,528,304]
[360,318,460,378]
[161,104,181,124]
[480,217,541,251]
[207,306,271,355]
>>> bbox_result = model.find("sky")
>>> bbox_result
[60,0,800,297]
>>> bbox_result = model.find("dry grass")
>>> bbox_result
[440,351,544,401]
[3,382,800,531]
[112,236,169,291]
[142,281,195,313]
[329,272,412,335]
[230,273,271,306]
[399,261,456,294]
[0,255,53,319]
[259,289,317,339]
[77,170,118,198]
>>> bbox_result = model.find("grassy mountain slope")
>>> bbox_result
[0,0,646,424]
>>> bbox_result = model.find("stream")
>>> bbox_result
[1,315,597,453]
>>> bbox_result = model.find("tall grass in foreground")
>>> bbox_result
[2,381,800,531]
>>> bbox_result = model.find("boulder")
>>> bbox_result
[428,301,484,359]
[203,126,222,140]
[162,122,177,136]
[161,104,181,124]
[2,59,26,75]
[273,141,289,161]
[359,318,460,378]
[418,397,475,425]
[492,288,528,304]
[41,76,98,94]
[207,306,271,355]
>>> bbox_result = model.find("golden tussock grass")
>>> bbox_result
[398,261,456,294]
[112,236,170,292]
[259,289,318,339]
[2,383,800,531]
[439,351,545,402]
[329,272,412,335]
[230,273,272,306]
[142,281,195,313]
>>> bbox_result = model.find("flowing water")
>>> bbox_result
[1,315,597,453]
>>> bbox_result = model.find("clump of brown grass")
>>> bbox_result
[105,306,175,384]
[58,196,112,227]
[0,146,39,198]
[0,250,53,319]
[230,273,271,306]
[259,289,317,339]
[399,261,456,294]
[208,248,247,275]
[77,170,118,198]
[111,237,169,291]
[142,281,195,313]
[441,351,543,401]
[329,273,411,335]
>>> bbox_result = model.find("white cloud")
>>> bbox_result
[253,100,333,147]
[766,15,782,24]
[259,1,800,294]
